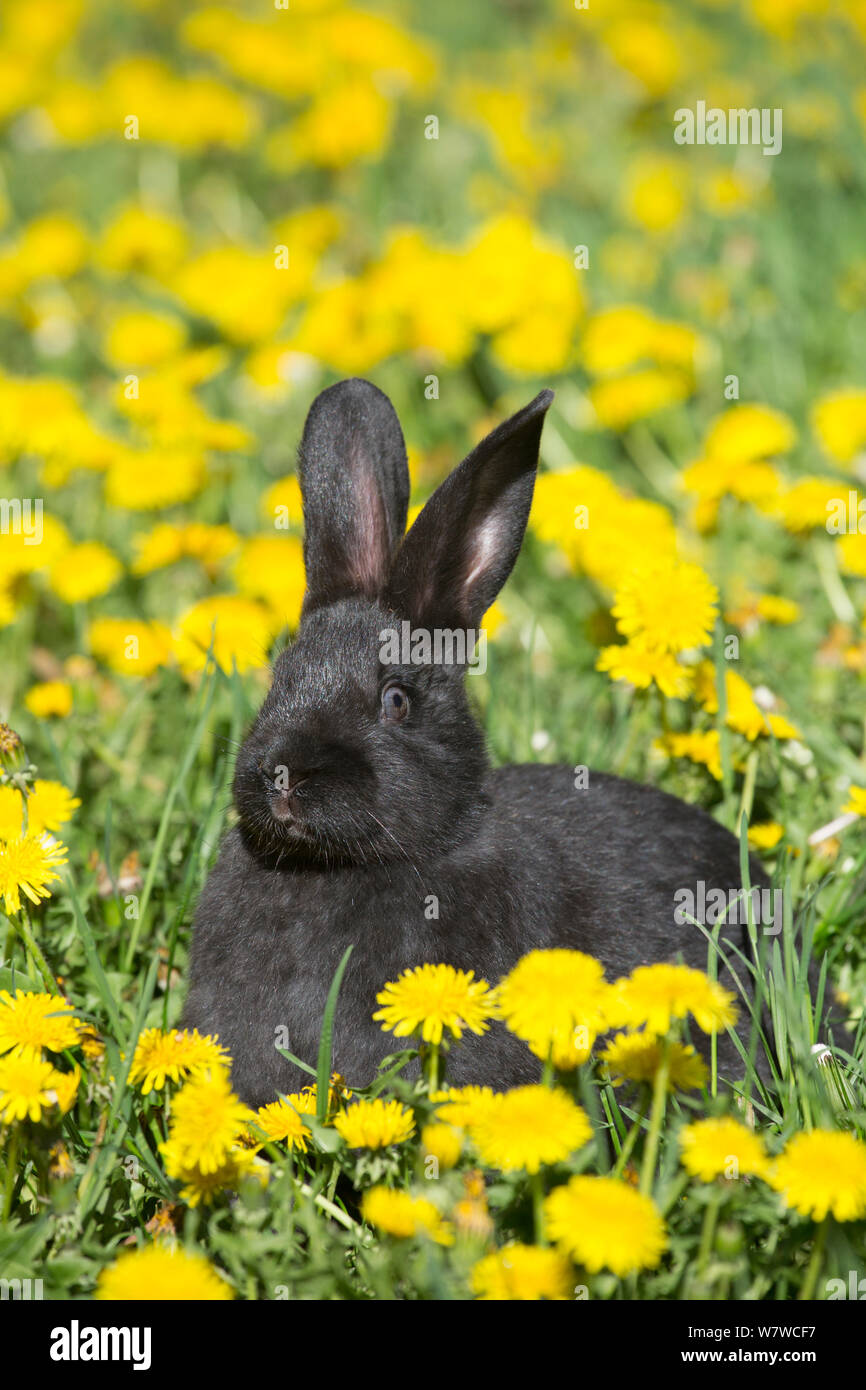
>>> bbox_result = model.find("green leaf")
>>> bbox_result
[316,945,353,1124]
[275,1046,317,1078]
[304,1116,343,1153]
[0,965,41,994]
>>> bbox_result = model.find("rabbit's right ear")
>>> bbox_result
[298,378,409,614]
[386,390,553,633]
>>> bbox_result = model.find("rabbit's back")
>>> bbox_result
[489,762,761,979]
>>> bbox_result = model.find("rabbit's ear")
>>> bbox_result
[386,390,553,631]
[299,378,409,612]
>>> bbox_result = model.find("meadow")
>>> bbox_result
[0,0,865,1301]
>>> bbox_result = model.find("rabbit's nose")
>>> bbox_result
[276,770,308,793]
[268,768,310,823]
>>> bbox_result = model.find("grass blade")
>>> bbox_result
[316,946,353,1124]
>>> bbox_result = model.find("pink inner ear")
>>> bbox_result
[463,513,502,597]
[348,453,390,595]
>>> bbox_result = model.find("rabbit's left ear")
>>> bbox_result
[299,378,409,613]
[386,390,553,632]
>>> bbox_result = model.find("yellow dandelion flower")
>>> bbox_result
[601,1033,708,1091]
[96,1245,233,1300]
[838,531,866,579]
[434,1085,498,1128]
[770,477,849,534]
[769,1129,866,1222]
[0,787,23,839]
[589,366,691,431]
[25,780,81,836]
[470,1086,592,1174]
[607,963,737,1037]
[103,309,187,369]
[0,511,69,577]
[50,1065,80,1114]
[161,1139,265,1208]
[128,1028,230,1095]
[722,670,801,742]
[24,681,73,718]
[748,821,785,850]
[420,1122,462,1171]
[333,1098,415,1150]
[812,388,866,465]
[88,617,174,678]
[703,403,797,462]
[373,963,497,1046]
[0,990,83,1056]
[693,662,721,712]
[172,244,300,344]
[261,473,303,530]
[622,153,687,234]
[471,1243,572,1301]
[233,534,307,631]
[611,560,718,655]
[173,596,280,677]
[0,1052,66,1124]
[654,730,723,781]
[530,465,621,569]
[361,1189,453,1245]
[481,600,507,641]
[94,205,189,277]
[361,1186,453,1243]
[603,19,682,98]
[12,213,88,281]
[273,79,392,171]
[755,595,800,625]
[104,448,205,510]
[252,1094,314,1151]
[580,304,658,375]
[545,1175,667,1275]
[497,949,610,1070]
[680,455,781,508]
[597,643,693,699]
[584,494,679,592]
[48,542,123,605]
[129,521,187,574]
[131,521,238,576]
[80,1028,105,1062]
[842,786,866,817]
[0,833,67,914]
[163,1071,254,1175]
[679,1116,769,1182]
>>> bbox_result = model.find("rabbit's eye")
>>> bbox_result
[381,683,410,723]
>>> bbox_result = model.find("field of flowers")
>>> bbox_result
[1,0,865,1303]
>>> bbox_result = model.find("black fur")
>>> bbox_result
[183,380,830,1106]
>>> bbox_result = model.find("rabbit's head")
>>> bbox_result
[233,378,553,865]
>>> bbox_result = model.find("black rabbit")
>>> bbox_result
[183,379,836,1105]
